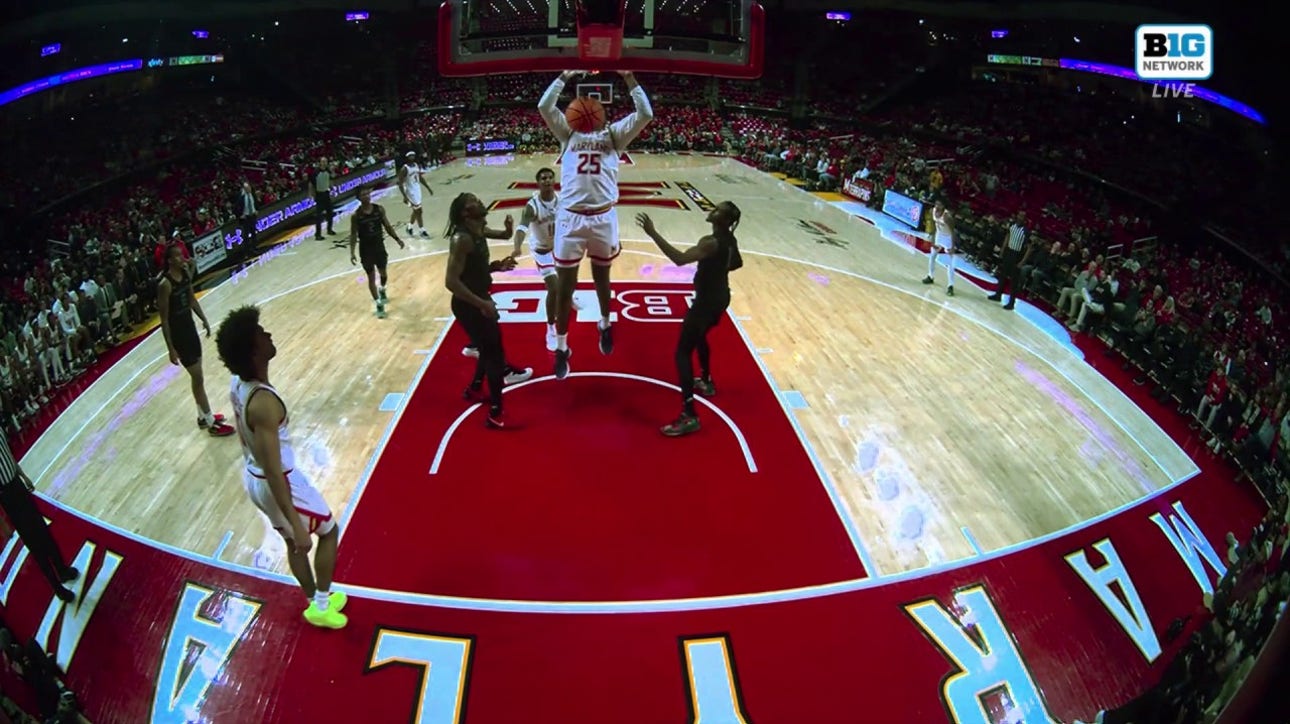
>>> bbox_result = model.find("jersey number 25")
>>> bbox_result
[576,153,602,175]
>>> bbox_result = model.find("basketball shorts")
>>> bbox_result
[242,467,337,540]
[528,241,557,279]
[684,291,731,332]
[554,207,620,268]
[173,319,203,368]
[360,248,389,273]
[404,184,422,210]
[934,232,955,253]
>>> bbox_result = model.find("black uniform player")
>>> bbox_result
[157,242,235,436]
[349,185,406,318]
[635,202,744,437]
[443,193,533,428]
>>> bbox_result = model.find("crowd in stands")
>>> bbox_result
[0,87,307,211]
[1082,493,1289,723]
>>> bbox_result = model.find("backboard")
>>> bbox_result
[437,0,764,79]
[577,82,615,103]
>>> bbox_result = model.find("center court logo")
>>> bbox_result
[1135,24,1213,80]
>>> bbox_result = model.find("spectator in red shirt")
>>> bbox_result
[1196,368,1228,430]
[154,235,195,276]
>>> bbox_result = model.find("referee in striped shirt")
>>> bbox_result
[0,436,78,603]
[988,212,1029,311]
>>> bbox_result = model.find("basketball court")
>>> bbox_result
[6,150,1265,723]
[1,1,1270,720]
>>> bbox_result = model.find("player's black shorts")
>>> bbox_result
[360,249,388,273]
[173,317,202,367]
[684,290,731,331]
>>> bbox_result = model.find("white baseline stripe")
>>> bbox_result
[727,313,880,577]
[337,321,453,539]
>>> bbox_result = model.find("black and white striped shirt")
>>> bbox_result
[1006,224,1026,251]
[0,435,19,483]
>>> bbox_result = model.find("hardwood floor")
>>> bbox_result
[23,154,1195,581]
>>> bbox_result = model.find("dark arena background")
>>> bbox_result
[0,0,1287,722]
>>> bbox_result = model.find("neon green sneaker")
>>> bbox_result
[303,601,348,629]
[328,591,348,613]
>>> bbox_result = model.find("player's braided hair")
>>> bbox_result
[444,193,471,239]
[719,202,744,271]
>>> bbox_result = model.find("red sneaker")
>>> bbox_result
[198,413,227,429]
[207,422,236,437]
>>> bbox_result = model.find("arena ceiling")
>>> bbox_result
[0,0,1225,38]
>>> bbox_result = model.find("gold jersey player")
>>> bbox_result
[538,70,654,379]
[636,202,743,437]
[216,306,348,629]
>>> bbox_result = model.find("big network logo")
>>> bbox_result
[1135,25,1213,80]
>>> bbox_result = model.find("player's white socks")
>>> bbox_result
[599,316,610,330]
[199,409,214,426]
[556,334,568,352]
[946,255,957,285]
[547,323,556,336]
[313,589,331,611]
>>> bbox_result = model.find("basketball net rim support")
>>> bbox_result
[437,0,765,79]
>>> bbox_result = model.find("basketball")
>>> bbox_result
[565,96,606,133]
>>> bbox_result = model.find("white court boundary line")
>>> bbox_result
[24,241,516,483]
[725,311,879,577]
[23,160,1204,608]
[337,320,454,541]
[26,252,1211,611]
[428,371,758,475]
[33,462,1202,614]
[614,234,1199,486]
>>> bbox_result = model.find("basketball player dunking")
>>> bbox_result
[398,151,435,238]
[157,244,235,437]
[636,202,744,437]
[349,185,406,319]
[216,306,347,629]
[922,199,957,296]
[538,70,654,379]
[445,193,534,428]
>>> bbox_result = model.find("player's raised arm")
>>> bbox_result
[538,72,579,144]
[636,213,716,266]
[608,71,654,151]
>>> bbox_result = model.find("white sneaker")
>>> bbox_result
[545,328,557,351]
[462,346,480,358]
[419,228,430,238]
[405,223,414,235]
[504,367,533,385]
